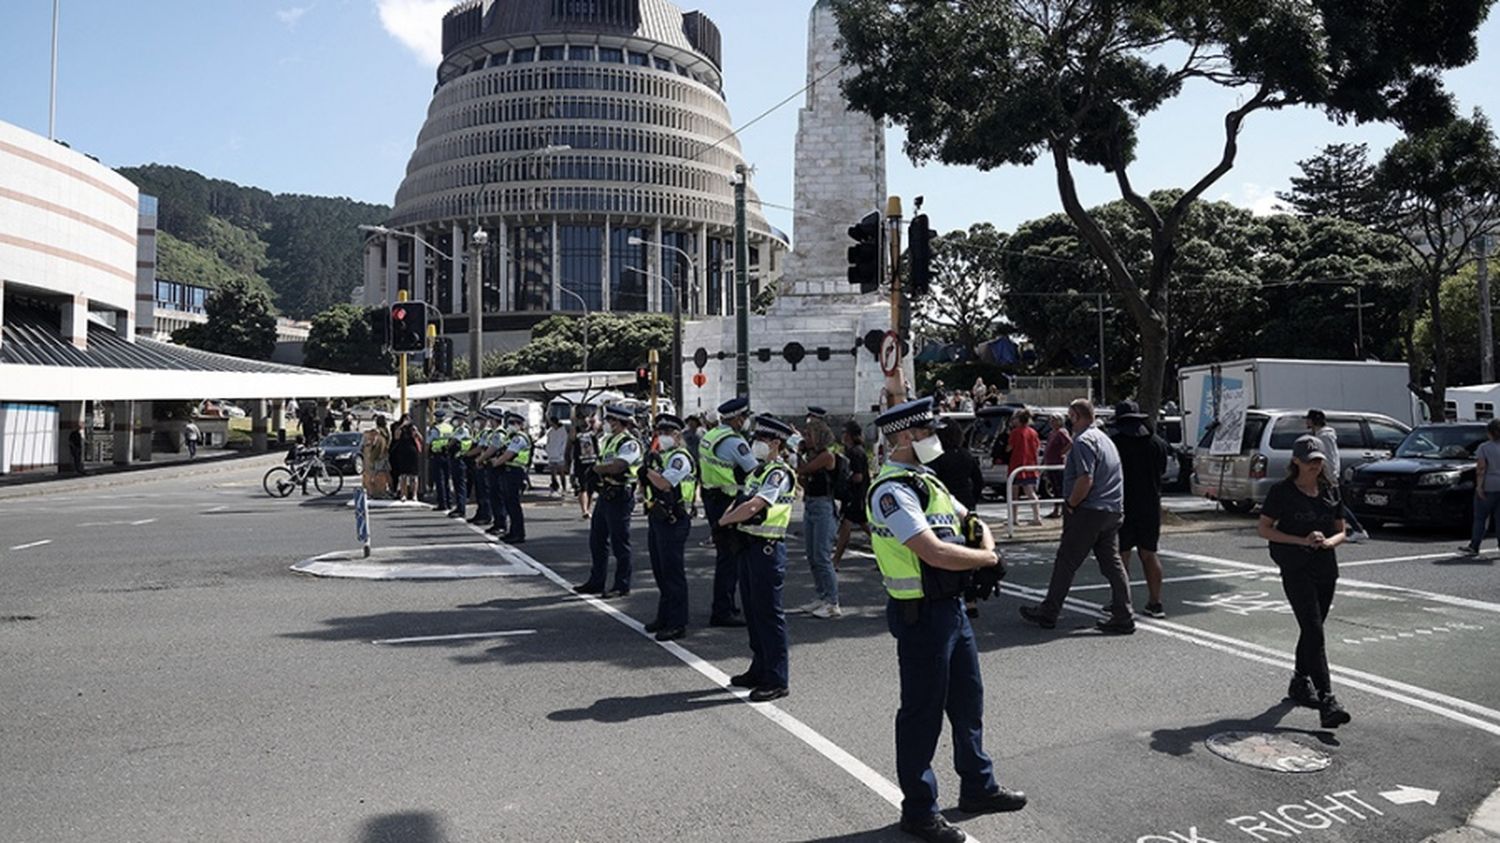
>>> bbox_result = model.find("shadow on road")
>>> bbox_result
[548,688,739,723]
[1148,700,1339,757]
[357,811,449,843]
[1434,555,1496,566]
[795,827,909,842]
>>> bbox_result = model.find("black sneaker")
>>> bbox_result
[654,627,686,642]
[729,672,760,689]
[749,686,788,703]
[709,614,747,628]
[1143,602,1166,619]
[644,620,664,633]
[898,814,967,843]
[1286,675,1319,708]
[1095,617,1136,635]
[957,786,1028,814]
[446,510,465,519]
[573,582,605,595]
[1018,605,1056,629]
[1320,694,1352,728]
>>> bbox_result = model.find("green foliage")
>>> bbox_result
[915,224,1010,352]
[304,304,394,374]
[484,314,674,377]
[1278,144,1385,225]
[1414,266,1482,386]
[173,276,278,360]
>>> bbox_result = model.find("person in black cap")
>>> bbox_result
[489,412,532,543]
[642,413,695,641]
[1305,409,1368,542]
[447,411,473,519]
[806,406,828,425]
[1257,434,1352,729]
[717,413,799,702]
[577,405,643,597]
[697,396,759,627]
[1110,400,1170,619]
[866,397,1025,843]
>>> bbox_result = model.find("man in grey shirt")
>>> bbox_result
[1306,409,1367,541]
[1020,398,1136,634]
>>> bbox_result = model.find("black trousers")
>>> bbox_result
[1270,545,1339,694]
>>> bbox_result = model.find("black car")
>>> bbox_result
[319,431,364,476]
[1344,423,1488,529]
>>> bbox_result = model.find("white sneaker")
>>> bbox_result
[1346,530,1368,544]
[811,603,843,619]
[797,599,825,614]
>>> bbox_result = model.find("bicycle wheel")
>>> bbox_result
[263,466,296,498]
[313,463,344,496]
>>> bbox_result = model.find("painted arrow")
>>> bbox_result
[1380,786,1441,806]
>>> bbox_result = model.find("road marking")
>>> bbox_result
[373,630,536,645]
[1380,785,1440,806]
[202,505,227,513]
[456,521,917,823]
[1070,569,1261,592]
[76,518,159,527]
[1339,551,1465,568]
[8,539,52,551]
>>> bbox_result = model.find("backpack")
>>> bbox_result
[831,451,852,500]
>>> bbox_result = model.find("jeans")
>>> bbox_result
[1270,545,1338,694]
[1039,507,1133,621]
[1470,492,1500,551]
[804,496,839,605]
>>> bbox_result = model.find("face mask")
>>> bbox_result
[658,435,676,450]
[751,440,772,460]
[912,433,945,464]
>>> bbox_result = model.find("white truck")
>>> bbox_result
[1178,359,1421,447]
[1443,383,1500,421]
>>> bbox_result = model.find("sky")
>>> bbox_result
[2,0,1498,239]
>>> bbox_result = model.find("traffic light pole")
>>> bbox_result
[733,164,750,397]
[467,231,488,413]
[885,197,905,406]
[397,289,410,415]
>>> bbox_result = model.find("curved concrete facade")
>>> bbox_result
[364,0,786,324]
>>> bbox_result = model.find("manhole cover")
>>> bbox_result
[1205,731,1333,773]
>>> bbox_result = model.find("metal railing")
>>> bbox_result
[1004,464,1067,539]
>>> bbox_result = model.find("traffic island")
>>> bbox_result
[290,542,538,580]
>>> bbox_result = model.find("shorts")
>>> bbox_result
[1117,510,1162,554]
[839,494,869,525]
[548,461,567,474]
[1014,477,1039,488]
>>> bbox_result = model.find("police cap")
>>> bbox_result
[717,396,751,417]
[874,397,947,436]
[750,414,795,442]
[654,412,685,432]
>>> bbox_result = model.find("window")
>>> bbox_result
[488,52,508,67]
[628,51,649,66]
[599,47,623,63]
[513,48,535,63]
[558,225,603,310]
[610,227,648,311]
[1198,416,1268,453]
[1445,401,1459,421]
[510,225,552,311]
[1479,402,1495,420]
[1328,418,1366,451]
[1366,420,1409,452]
[569,45,593,61]
[540,45,565,61]
[653,57,672,71]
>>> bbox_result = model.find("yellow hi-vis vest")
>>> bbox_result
[737,460,797,541]
[699,425,745,494]
[866,463,963,599]
[600,431,640,485]
[645,447,698,510]
[430,422,453,451]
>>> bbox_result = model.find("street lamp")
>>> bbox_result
[556,286,590,372]
[624,265,694,414]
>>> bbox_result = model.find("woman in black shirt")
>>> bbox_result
[832,422,870,570]
[1256,435,1351,729]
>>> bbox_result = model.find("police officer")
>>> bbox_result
[718,414,798,703]
[428,409,453,512]
[477,409,510,536]
[575,405,642,598]
[698,397,759,627]
[642,412,695,641]
[447,411,473,519]
[489,411,532,543]
[465,411,497,526]
[867,398,1026,843]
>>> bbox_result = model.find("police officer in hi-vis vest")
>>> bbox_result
[465,411,498,526]
[698,397,759,627]
[447,410,473,519]
[427,409,453,512]
[867,397,1026,843]
[641,412,696,642]
[576,404,643,598]
[717,413,798,703]
[489,411,532,543]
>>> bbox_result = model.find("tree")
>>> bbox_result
[914,223,1010,352]
[1414,265,1483,388]
[485,314,673,377]
[172,276,278,360]
[833,0,1490,419]
[1277,143,1384,225]
[1375,113,1500,419]
[303,304,394,374]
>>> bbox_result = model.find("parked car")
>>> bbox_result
[1343,422,1488,529]
[319,431,364,476]
[195,399,247,419]
[945,405,1049,497]
[1191,409,1410,512]
[348,401,393,422]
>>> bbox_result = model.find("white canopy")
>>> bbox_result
[396,371,637,401]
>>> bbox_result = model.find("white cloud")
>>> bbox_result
[1221,182,1284,216]
[376,0,451,65]
[276,5,312,27]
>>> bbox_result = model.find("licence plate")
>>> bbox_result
[1364,493,1390,507]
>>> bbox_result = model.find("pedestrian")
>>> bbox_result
[341,414,354,433]
[576,404,643,598]
[1460,418,1500,555]
[1256,435,1353,729]
[683,414,704,457]
[428,410,454,512]
[1306,409,1368,542]
[447,411,473,519]
[866,397,1026,843]
[489,411,532,542]
[362,415,391,497]
[545,416,569,500]
[642,412,696,641]
[1111,401,1170,619]
[465,412,498,526]
[832,421,872,570]
[1019,398,1135,634]
[390,414,421,502]
[475,409,509,534]
[569,408,598,520]
[1042,413,1072,518]
[1007,409,1042,525]
[796,415,842,619]
[717,414,799,703]
[697,397,760,628]
[69,423,87,475]
[183,419,201,459]
[323,407,338,437]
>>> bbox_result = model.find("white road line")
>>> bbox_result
[8,539,52,551]
[1000,582,1500,738]
[457,521,914,821]
[373,630,536,645]
[1339,551,1467,568]
[202,505,228,513]
[1070,569,1260,592]
[1158,549,1500,616]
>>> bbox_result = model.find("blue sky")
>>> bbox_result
[3,1,1497,238]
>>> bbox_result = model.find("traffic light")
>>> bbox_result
[431,336,454,378]
[389,301,428,353]
[847,211,881,294]
[635,365,652,394]
[909,213,935,298]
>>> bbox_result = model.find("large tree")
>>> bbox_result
[1277,143,1384,225]
[172,276,278,360]
[303,304,394,374]
[914,223,1010,351]
[486,314,674,378]
[834,0,1492,419]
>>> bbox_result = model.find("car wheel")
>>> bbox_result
[352,455,364,476]
[1220,499,1252,514]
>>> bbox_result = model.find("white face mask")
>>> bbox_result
[658,435,676,450]
[751,440,772,460]
[912,432,945,464]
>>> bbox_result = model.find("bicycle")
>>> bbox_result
[263,449,344,498]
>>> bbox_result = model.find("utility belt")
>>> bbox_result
[702,488,737,506]
[645,496,689,524]
[598,483,634,501]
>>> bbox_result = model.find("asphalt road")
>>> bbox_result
[3,463,1499,843]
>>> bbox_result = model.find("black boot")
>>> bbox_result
[1286,675,1319,708]
[1319,693,1351,728]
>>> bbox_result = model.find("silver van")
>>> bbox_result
[1190,409,1410,512]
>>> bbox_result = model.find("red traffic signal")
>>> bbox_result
[389,301,428,353]
[635,366,652,392]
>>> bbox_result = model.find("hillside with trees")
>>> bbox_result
[117,164,388,319]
